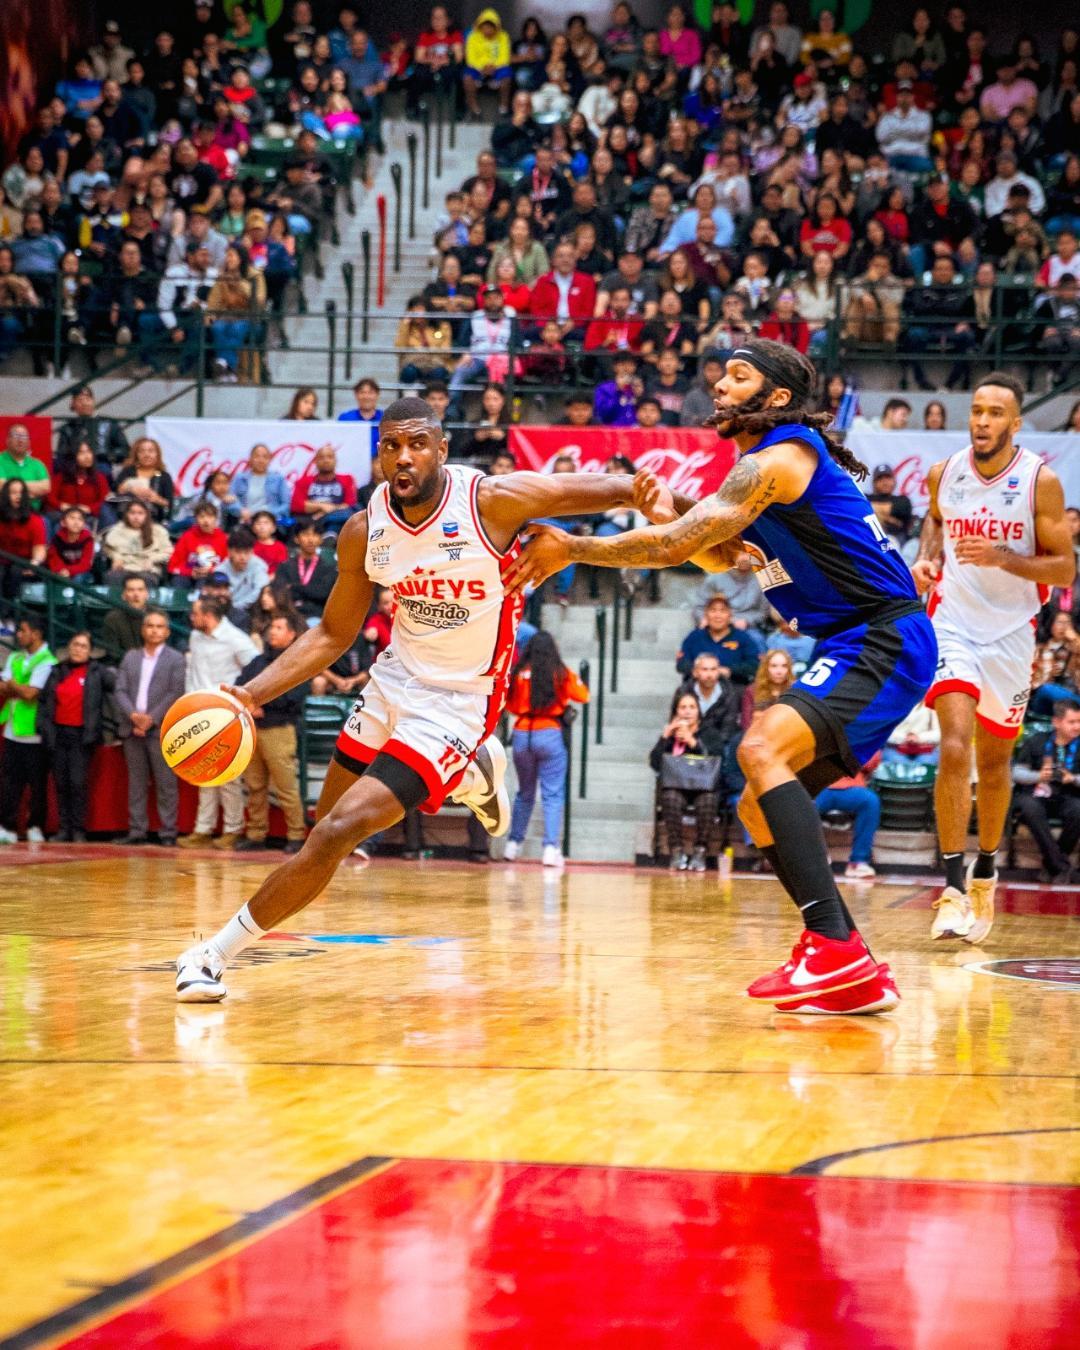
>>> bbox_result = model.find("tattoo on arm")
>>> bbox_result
[569,456,779,568]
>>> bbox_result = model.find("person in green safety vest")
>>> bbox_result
[0,614,56,844]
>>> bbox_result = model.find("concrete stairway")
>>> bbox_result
[495,575,700,864]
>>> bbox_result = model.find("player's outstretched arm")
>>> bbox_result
[911,460,945,594]
[224,513,374,711]
[505,447,805,591]
[478,470,639,549]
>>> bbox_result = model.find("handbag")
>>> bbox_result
[659,753,724,792]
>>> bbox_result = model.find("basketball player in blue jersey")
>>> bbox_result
[509,339,937,1014]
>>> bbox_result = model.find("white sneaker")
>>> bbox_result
[26,827,45,844]
[542,845,563,867]
[175,944,227,1003]
[931,885,974,939]
[0,827,16,844]
[502,840,520,861]
[457,736,510,837]
[964,861,996,945]
[845,861,877,880]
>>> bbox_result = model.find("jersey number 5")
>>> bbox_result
[801,657,839,688]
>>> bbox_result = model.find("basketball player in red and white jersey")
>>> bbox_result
[913,373,1075,944]
[175,395,659,1001]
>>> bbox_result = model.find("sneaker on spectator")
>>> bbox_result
[68,326,86,345]
[0,827,17,844]
[178,832,213,848]
[669,851,689,871]
[116,325,132,346]
[27,827,45,843]
[845,861,877,880]
[687,845,707,872]
[213,357,229,380]
[503,840,520,861]
[542,845,563,867]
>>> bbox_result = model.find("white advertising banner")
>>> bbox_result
[146,418,374,500]
[846,431,1080,511]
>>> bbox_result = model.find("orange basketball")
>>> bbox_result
[160,689,257,787]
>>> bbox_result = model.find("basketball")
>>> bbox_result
[160,689,257,787]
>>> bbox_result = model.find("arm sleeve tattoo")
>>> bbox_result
[567,455,780,568]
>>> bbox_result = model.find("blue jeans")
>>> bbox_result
[211,318,250,371]
[1030,683,1077,718]
[886,152,934,174]
[817,785,881,864]
[0,312,23,360]
[510,727,567,847]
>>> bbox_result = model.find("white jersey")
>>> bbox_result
[364,465,522,694]
[930,446,1046,643]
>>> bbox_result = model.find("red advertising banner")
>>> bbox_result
[508,426,736,498]
[0,414,53,469]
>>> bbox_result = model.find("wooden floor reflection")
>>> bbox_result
[1,848,1077,1342]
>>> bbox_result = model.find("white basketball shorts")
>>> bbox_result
[925,616,1034,739]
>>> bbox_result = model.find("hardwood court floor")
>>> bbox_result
[1,848,1078,1347]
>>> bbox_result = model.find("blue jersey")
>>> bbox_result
[738,423,918,637]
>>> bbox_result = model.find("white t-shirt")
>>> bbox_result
[2,649,56,744]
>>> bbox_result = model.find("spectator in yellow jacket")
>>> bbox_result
[464,8,511,117]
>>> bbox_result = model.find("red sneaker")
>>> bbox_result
[773,961,901,1015]
[745,929,878,1003]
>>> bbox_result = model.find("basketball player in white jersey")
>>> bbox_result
[175,396,658,1001]
[912,373,1075,944]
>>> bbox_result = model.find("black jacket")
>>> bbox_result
[238,650,308,729]
[676,677,740,742]
[649,721,728,773]
[908,197,977,248]
[40,659,110,749]
[273,555,336,617]
[56,415,129,477]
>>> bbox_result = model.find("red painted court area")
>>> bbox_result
[64,1159,1080,1349]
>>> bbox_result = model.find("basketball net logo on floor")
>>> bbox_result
[132,934,456,974]
[967,957,1080,988]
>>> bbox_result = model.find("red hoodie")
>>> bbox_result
[168,524,228,577]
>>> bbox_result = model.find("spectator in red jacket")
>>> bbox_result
[529,241,598,341]
[167,501,229,583]
[45,506,95,578]
[362,586,394,654]
[0,480,47,610]
[288,444,358,532]
[759,290,811,353]
[584,284,644,353]
[44,441,110,524]
[250,509,288,576]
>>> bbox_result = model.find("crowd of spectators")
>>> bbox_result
[0,5,388,381]
[398,1,1080,416]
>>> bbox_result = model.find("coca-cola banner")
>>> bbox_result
[145,418,374,499]
[508,425,736,497]
[845,431,1080,511]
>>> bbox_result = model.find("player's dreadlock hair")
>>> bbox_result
[707,339,867,482]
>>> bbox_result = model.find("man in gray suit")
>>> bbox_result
[113,609,187,844]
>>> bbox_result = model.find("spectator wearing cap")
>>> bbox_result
[89,20,135,83]
[222,526,270,612]
[867,465,913,542]
[449,286,513,413]
[985,151,1046,217]
[777,71,828,139]
[876,80,933,174]
[138,241,218,375]
[593,352,640,426]
[198,572,251,631]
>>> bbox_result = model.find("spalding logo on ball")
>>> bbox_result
[160,689,256,786]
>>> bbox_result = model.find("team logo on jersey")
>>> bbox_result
[370,527,385,541]
[442,520,460,538]
[1007,476,1020,489]
[741,541,793,592]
